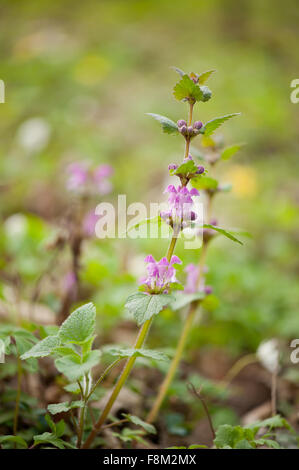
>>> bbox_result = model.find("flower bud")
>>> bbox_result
[204,285,213,295]
[168,163,178,170]
[193,121,203,130]
[179,125,187,135]
[177,119,187,128]
[196,165,205,174]
[187,126,194,135]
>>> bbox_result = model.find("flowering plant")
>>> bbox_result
[17,68,243,449]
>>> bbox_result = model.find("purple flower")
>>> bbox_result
[94,164,113,180]
[67,163,88,191]
[184,263,200,293]
[63,271,77,291]
[161,185,199,230]
[66,162,113,195]
[177,120,187,128]
[82,210,100,237]
[93,164,114,195]
[141,255,182,294]
[184,263,212,295]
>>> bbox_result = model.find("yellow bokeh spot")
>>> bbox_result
[227,165,258,198]
[73,54,110,85]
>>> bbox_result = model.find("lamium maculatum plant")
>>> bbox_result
[17,67,244,449]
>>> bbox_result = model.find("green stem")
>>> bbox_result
[13,355,22,437]
[77,377,87,448]
[184,102,194,159]
[146,302,197,423]
[86,358,123,401]
[83,235,177,449]
[77,402,86,448]
[82,234,178,448]
[166,236,178,262]
[146,242,208,424]
[82,318,153,448]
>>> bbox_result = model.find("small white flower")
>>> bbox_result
[257,339,280,373]
[4,214,28,237]
[17,117,51,152]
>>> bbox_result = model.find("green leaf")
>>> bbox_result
[170,159,199,177]
[255,438,280,449]
[197,69,216,84]
[172,66,185,77]
[214,424,255,449]
[203,224,243,245]
[58,302,96,344]
[33,432,66,449]
[173,75,212,103]
[104,346,169,362]
[125,292,174,326]
[126,215,166,234]
[191,175,219,191]
[146,113,179,135]
[122,413,156,434]
[171,292,205,310]
[55,350,101,381]
[248,414,292,433]
[47,400,84,415]
[221,143,245,161]
[201,113,240,136]
[21,335,60,360]
[0,435,28,448]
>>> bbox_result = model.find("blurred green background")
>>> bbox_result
[0,0,298,356]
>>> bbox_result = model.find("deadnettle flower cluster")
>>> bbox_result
[67,162,113,195]
[140,255,182,294]
[160,184,199,232]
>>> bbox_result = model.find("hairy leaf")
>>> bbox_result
[201,113,240,136]
[171,292,205,310]
[125,292,174,326]
[0,435,28,448]
[59,302,96,344]
[55,350,101,381]
[173,75,212,103]
[221,143,245,161]
[122,413,156,434]
[104,346,169,362]
[191,175,219,191]
[146,113,179,135]
[197,69,216,84]
[21,335,60,360]
[203,224,243,245]
[48,400,84,415]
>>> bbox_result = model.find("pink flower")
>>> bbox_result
[161,185,199,230]
[82,210,100,237]
[66,162,113,195]
[140,255,182,294]
[184,263,200,293]
[93,164,114,195]
[67,163,88,191]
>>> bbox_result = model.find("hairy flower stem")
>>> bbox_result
[82,235,178,448]
[146,242,208,424]
[184,102,194,159]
